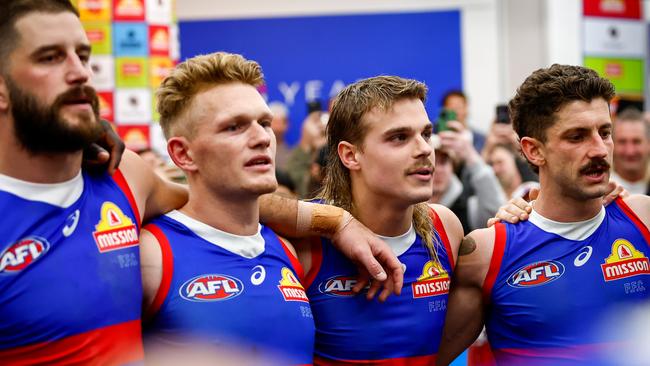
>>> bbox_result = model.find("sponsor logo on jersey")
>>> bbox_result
[601,239,650,281]
[92,202,138,253]
[507,260,565,288]
[180,274,244,302]
[412,260,451,298]
[0,237,50,274]
[277,267,309,302]
[319,275,359,297]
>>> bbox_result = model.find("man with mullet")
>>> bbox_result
[295,76,465,364]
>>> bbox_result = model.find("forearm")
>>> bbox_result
[259,194,347,238]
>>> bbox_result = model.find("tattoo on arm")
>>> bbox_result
[459,236,477,256]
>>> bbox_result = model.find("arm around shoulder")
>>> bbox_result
[118,150,188,223]
[140,228,163,312]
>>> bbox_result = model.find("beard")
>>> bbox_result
[7,77,103,154]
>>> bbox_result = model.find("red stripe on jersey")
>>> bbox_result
[112,169,141,230]
[278,236,305,281]
[314,354,436,365]
[143,224,174,321]
[429,207,455,269]
[482,223,506,302]
[303,237,323,289]
[615,197,650,248]
[0,320,143,366]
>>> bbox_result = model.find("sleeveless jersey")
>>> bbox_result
[143,212,315,365]
[305,209,454,365]
[0,170,144,365]
[483,198,650,366]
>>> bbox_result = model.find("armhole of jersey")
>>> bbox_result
[302,237,323,289]
[278,236,305,281]
[112,168,142,230]
[143,224,174,322]
[429,207,455,270]
[481,222,507,303]
[615,197,650,248]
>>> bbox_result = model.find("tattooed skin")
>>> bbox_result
[459,236,477,256]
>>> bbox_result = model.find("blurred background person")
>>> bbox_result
[275,169,298,199]
[429,121,506,233]
[287,101,327,198]
[611,108,650,195]
[486,144,539,200]
[269,101,292,172]
[441,90,486,152]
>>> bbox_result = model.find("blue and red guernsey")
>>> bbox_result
[483,198,650,366]
[305,208,454,365]
[143,211,315,365]
[0,170,144,365]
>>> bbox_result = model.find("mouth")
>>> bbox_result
[407,166,434,181]
[580,162,609,181]
[245,155,273,168]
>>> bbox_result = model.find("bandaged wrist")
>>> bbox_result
[296,201,345,236]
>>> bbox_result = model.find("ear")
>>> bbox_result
[167,136,196,173]
[0,76,8,111]
[520,136,545,170]
[338,141,361,171]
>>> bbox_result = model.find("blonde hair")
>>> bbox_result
[318,75,440,262]
[156,52,264,138]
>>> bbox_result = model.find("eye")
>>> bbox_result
[566,134,583,142]
[260,119,272,128]
[600,129,612,139]
[390,133,408,142]
[422,129,433,140]
[39,52,63,64]
[225,123,242,132]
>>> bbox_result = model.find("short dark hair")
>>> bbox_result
[0,0,79,72]
[509,64,615,143]
[616,107,650,140]
[441,89,466,107]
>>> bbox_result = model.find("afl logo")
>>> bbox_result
[180,274,244,302]
[0,237,50,274]
[507,260,565,288]
[318,275,358,297]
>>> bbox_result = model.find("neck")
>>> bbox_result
[0,134,82,183]
[533,174,603,222]
[181,178,260,236]
[350,181,413,237]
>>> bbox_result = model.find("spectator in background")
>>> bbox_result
[486,144,539,200]
[287,106,327,197]
[268,101,292,171]
[429,121,506,233]
[611,108,650,195]
[304,146,328,199]
[441,90,486,151]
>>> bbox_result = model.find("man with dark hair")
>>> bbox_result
[438,64,650,366]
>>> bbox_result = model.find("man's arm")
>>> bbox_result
[140,228,163,311]
[437,227,495,366]
[259,194,403,300]
[118,150,188,223]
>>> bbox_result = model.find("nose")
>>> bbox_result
[249,121,272,149]
[65,53,91,85]
[587,132,609,159]
[414,134,433,159]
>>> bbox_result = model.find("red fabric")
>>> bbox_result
[429,207,455,269]
[315,354,436,365]
[143,224,174,322]
[482,223,506,302]
[112,169,141,230]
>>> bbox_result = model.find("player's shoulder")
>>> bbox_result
[428,203,463,236]
[620,194,650,227]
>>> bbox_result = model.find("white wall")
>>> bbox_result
[176,0,585,133]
